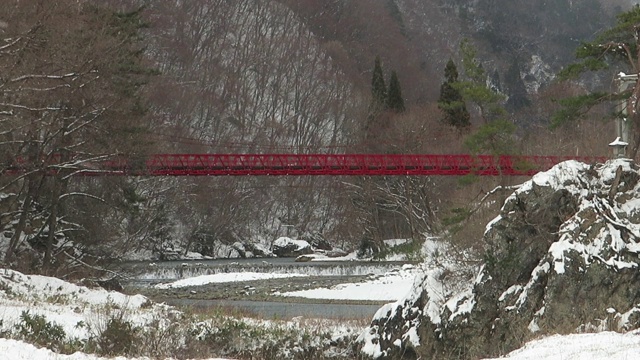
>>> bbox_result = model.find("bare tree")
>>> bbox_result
[135,0,367,254]
[0,0,153,271]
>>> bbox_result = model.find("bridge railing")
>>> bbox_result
[2,154,609,177]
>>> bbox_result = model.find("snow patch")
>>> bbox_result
[402,326,420,348]
[483,331,640,360]
[445,289,476,321]
[358,325,385,358]
[273,237,311,251]
[154,272,307,289]
[277,267,418,301]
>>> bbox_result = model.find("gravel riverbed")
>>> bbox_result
[126,274,388,305]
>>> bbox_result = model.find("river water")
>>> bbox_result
[161,299,384,320]
[118,258,412,320]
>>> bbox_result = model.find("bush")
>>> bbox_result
[97,317,140,356]
[16,311,69,352]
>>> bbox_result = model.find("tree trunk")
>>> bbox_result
[5,174,42,264]
[43,175,69,273]
[42,180,60,273]
[5,194,32,264]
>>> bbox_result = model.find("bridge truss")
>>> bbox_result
[11,153,607,177]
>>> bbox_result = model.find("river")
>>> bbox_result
[117,257,414,320]
[160,299,384,320]
[118,257,415,283]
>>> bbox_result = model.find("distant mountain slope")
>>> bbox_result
[279,0,630,109]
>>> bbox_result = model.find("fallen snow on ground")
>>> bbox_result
[0,269,161,341]
[0,338,233,360]
[0,269,360,360]
[0,338,135,360]
[152,265,418,302]
[4,327,640,360]
[482,331,640,360]
[3,266,640,359]
[276,265,418,301]
[154,272,308,289]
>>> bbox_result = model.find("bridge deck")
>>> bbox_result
[2,154,609,176]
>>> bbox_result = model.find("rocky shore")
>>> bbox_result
[126,274,387,306]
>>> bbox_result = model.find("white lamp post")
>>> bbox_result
[612,72,637,159]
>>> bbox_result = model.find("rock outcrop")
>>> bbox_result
[271,236,314,257]
[359,159,640,359]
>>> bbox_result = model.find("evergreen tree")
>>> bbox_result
[387,70,405,112]
[457,40,515,155]
[371,56,387,112]
[438,59,470,129]
[554,5,640,157]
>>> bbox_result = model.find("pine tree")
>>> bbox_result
[438,59,470,129]
[554,5,640,157]
[386,70,405,112]
[456,40,515,155]
[371,56,387,112]
[445,57,459,83]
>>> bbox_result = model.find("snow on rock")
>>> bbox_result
[124,240,274,261]
[359,159,640,359]
[358,239,476,359]
[522,55,554,95]
[271,236,313,257]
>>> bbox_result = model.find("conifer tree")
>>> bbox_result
[554,5,640,157]
[438,59,470,129]
[387,70,405,112]
[457,40,515,155]
[371,56,387,112]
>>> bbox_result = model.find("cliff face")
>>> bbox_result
[359,159,640,359]
[281,0,628,107]
[396,0,627,109]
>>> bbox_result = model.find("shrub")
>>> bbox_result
[97,317,140,356]
[16,311,67,352]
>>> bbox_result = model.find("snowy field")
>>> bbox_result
[0,338,233,360]
[2,329,640,360]
[0,268,233,359]
[483,331,640,359]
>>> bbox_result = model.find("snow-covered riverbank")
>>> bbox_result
[1,265,640,359]
[151,263,418,302]
[0,268,364,359]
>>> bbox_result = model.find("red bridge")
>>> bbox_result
[6,153,609,176]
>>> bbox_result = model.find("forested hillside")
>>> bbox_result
[0,0,632,274]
